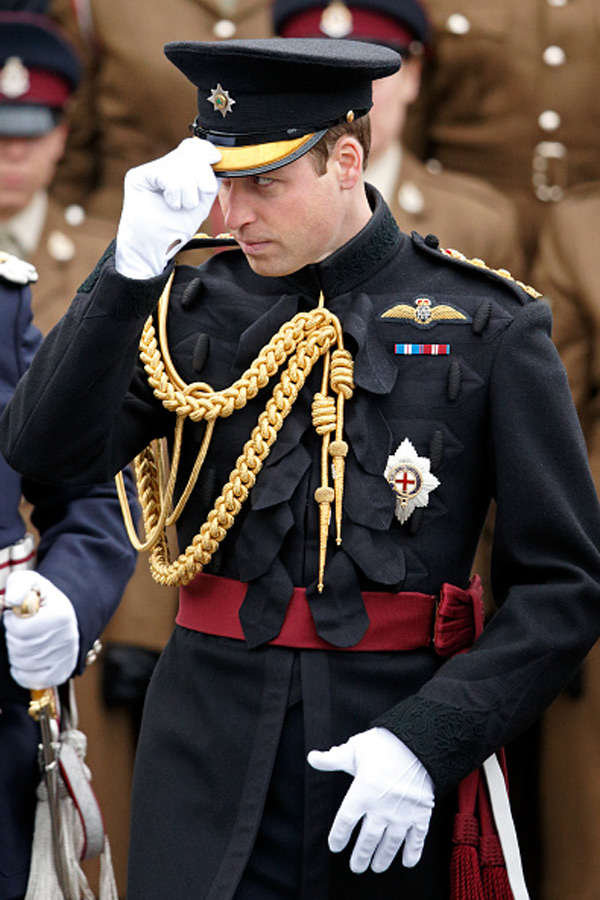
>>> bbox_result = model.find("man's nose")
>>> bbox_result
[0,139,30,161]
[221,181,256,231]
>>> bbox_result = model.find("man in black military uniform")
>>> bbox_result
[2,38,600,900]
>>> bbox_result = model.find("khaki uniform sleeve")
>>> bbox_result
[531,206,591,421]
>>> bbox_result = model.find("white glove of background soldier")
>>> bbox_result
[3,570,79,689]
[308,726,435,874]
[115,137,222,279]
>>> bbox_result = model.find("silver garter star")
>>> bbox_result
[384,438,440,525]
[207,83,236,118]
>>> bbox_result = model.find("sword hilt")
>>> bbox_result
[9,589,56,721]
[11,586,42,618]
[29,688,57,721]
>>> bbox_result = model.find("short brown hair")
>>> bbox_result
[308,114,371,176]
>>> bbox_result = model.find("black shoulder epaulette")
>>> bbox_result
[411,231,541,306]
[180,231,239,250]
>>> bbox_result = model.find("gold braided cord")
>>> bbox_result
[115,274,355,588]
[314,342,333,593]
[115,418,184,552]
[443,248,542,298]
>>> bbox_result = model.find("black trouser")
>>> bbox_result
[234,699,305,900]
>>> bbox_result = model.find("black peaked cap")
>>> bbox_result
[165,38,400,139]
[0,13,80,89]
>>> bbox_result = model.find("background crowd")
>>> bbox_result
[1,0,599,897]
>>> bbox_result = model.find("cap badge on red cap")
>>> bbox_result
[207,83,236,117]
[319,2,353,38]
[0,57,30,100]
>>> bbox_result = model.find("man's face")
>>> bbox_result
[369,59,421,161]
[218,152,351,277]
[0,123,67,218]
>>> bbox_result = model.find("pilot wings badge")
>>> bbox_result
[381,297,471,329]
[385,438,440,525]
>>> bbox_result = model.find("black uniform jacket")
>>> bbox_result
[3,188,600,899]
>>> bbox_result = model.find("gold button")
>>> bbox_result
[547,0,567,6]
[47,230,75,262]
[213,19,236,38]
[64,204,85,227]
[425,158,443,175]
[446,12,470,34]
[543,45,566,66]
[538,110,561,131]
[397,182,425,215]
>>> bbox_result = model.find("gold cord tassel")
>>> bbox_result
[312,338,336,591]
[115,275,354,589]
[329,348,354,544]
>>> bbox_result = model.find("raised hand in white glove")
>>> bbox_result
[3,571,79,689]
[308,726,434,874]
[115,137,222,280]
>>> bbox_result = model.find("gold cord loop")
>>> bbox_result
[116,277,354,590]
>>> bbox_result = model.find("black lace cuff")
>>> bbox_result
[373,694,489,795]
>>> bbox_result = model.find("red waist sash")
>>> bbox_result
[177,572,483,655]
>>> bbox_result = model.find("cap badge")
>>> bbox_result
[0,57,30,100]
[320,1,353,38]
[207,83,236,118]
[385,438,440,525]
[381,297,471,329]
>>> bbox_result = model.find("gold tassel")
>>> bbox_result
[116,279,355,591]
[314,486,335,592]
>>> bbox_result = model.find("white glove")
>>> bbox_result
[308,726,434,874]
[115,137,222,279]
[3,570,79,689]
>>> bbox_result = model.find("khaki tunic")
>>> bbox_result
[2,200,179,897]
[531,182,600,900]
[372,145,525,277]
[408,0,600,260]
[49,0,273,219]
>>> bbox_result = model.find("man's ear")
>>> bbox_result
[330,135,364,190]
[51,120,69,162]
[398,56,422,106]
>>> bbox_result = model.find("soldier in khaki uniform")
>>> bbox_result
[49,0,274,221]
[275,0,524,277]
[0,15,175,896]
[531,182,600,900]
[407,0,600,262]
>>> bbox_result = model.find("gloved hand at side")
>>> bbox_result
[115,137,222,280]
[308,726,434,874]
[3,570,79,689]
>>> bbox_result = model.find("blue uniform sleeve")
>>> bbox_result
[24,475,138,675]
[7,277,138,675]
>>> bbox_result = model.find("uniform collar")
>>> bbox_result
[0,190,47,256]
[282,184,403,299]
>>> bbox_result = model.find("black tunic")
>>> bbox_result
[3,188,600,899]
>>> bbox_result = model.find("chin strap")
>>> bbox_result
[116,270,354,590]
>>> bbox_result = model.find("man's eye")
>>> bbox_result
[255,175,274,187]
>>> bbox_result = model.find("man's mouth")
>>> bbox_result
[237,238,272,255]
